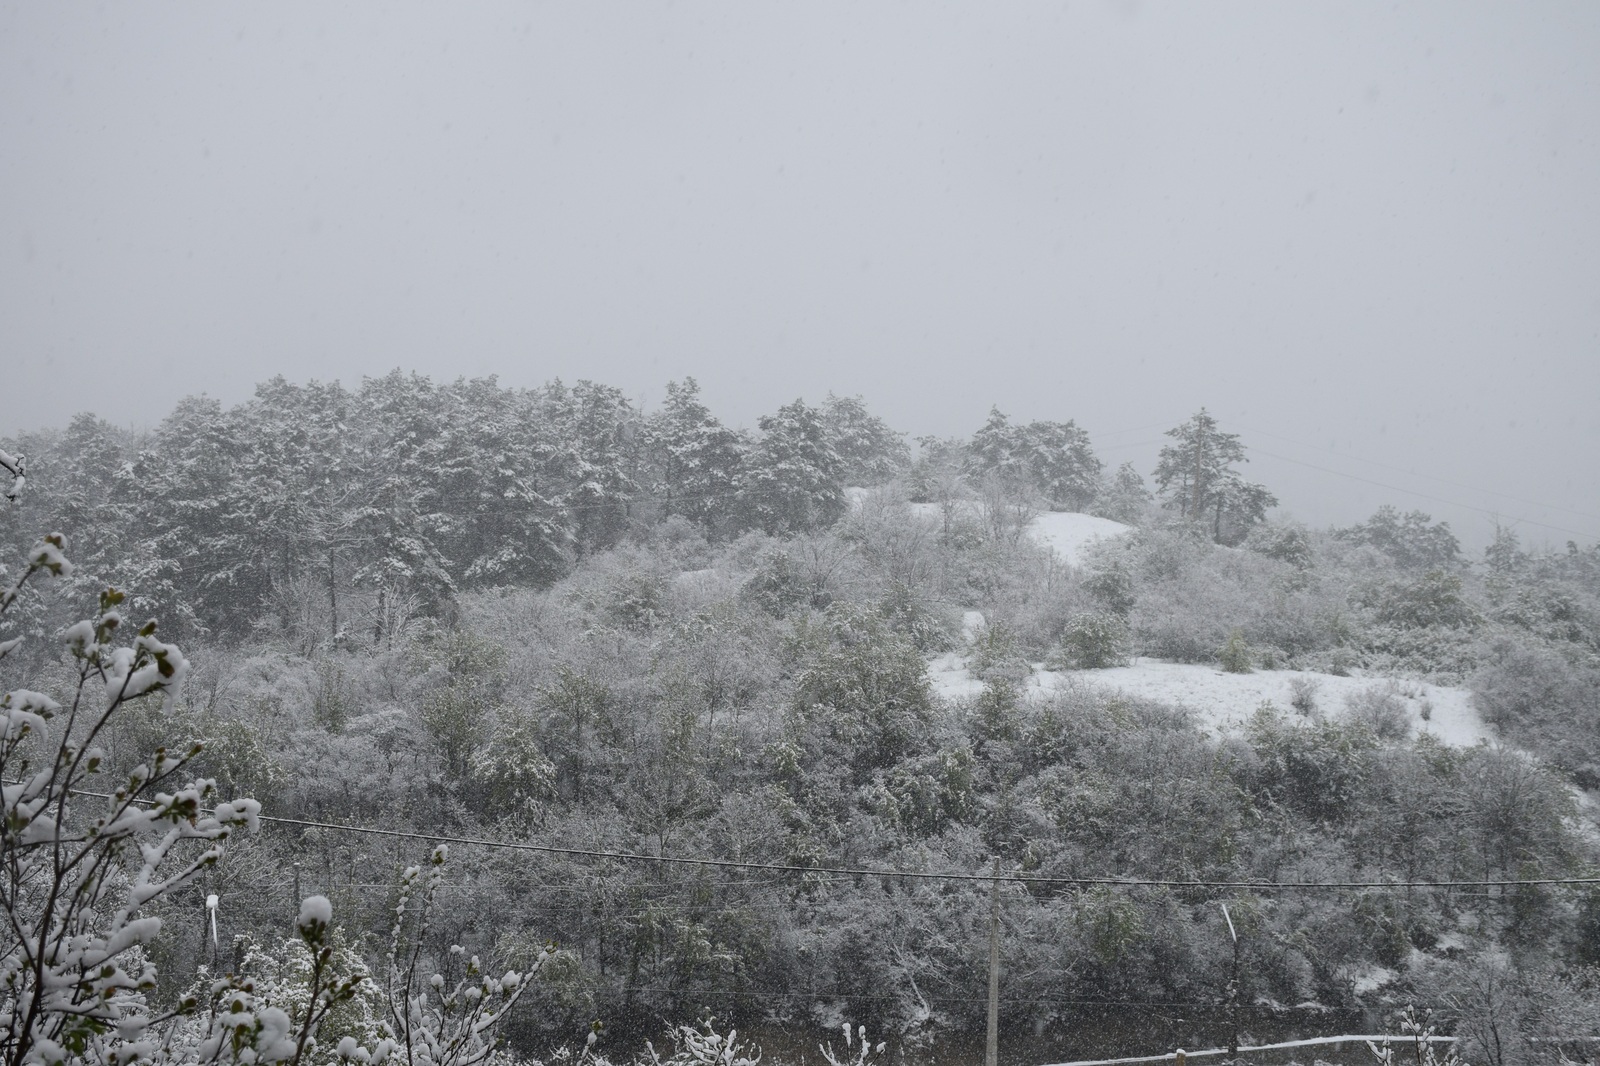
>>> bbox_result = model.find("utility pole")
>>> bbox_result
[1191,414,1207,521]
[1222,903,1240,1064]
[986,858,1001,1066]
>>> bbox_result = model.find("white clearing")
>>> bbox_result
[890,497,1131,569]
[1026,511,1132,567]
[931,657,1492,747]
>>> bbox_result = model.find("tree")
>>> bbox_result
[1,494,529,1066]
[1335,506,1461,571]
[966,409,1101,511]
[1152,409,1276,544]
[130,395,262,637]
[1018,419,1101,511]
[965,409,1028,488]
[820,394,910,486]
[738,399,846,535]
[440,378,571,591]
[644,378,747,532]
[790,605,934,782]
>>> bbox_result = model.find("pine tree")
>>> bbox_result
[1018,418,1101,511]
[1335,505,1461,570]
[644,378,747,532]
[820,393,909,486]
[445,378,572,591]
[966,408,1029,487]
[738,399,846,535]
[1152,409,1276,544]
[966,408,1102,510]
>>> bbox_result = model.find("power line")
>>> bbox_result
[1246,446,1598,543]
[255,811,1600,893]
[1231,423,1600,525]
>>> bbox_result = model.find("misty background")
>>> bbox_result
[3,2,1596,550]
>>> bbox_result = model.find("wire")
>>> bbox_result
[1245,446,1597,543]
[253,812,1600,893]
[1230,423,1600,525]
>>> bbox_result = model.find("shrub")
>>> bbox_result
[967,620,1031,683]
[1051,612,1131,670]
[1344,683,1411,740]
[1218,629,1253,673]
[1288,676,1321,716]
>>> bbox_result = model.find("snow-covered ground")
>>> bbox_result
[1026,511,1132,567]
[930,651,1492,747]
[846,489,1131,570]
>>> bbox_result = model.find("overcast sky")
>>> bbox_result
[3,2,1597,549]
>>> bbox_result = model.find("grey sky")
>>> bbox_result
[3,2,1597,549]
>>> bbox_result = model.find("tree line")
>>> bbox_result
[5,378,1600,1064]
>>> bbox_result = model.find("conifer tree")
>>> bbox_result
[1152,409,1276,544]
[738,398,846,535]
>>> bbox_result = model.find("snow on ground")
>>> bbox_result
[960,610,987,642]
[930,655,1493,747]
[852,490,1131,570]
[1026,511,1133,567]
[1033,661,1491,746]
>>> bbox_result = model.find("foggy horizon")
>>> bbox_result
[3,2,1597,550]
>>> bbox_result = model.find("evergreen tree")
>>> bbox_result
[446,378,572,590]
[129,395,262,636]
[738,398,846,535]
[966,407,1029,486]
[1152,409,1276,544]
[1096,461,1153,524]
[347,372,458,626]
[1019,418,1101,510]
[644,377,746,532]
[820,393,909,485]
[966,408,1102,510]
[1335,504,1461,570]
[563,380,642,555]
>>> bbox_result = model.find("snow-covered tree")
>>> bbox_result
[966,408,1101,510]
[965,408,1028,487]
[1018,418,1101,511]
[737,399,846,535]
[1152,409,1276,544]
[643,378,746,533]
[820,393,909,486]
[1335,505,1461,571]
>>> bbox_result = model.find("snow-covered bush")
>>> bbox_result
[383,846,535,1066]
[1343,683,1410,741]
[1217,630,1253,674]
[818,1023,887,1066]
[1,534,262,1066]
[966,620,1030,683]
[1050,612,1130,670]
[1288,676,1321,716]
[643,1017,761,1066]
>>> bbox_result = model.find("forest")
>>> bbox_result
[4,373,1600,1066]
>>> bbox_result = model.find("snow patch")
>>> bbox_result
[929,652,988,702]
[960,610,987,642]
[1026,512,1133,567]
[930,655,1493,746]
[1351,965,1397,994]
